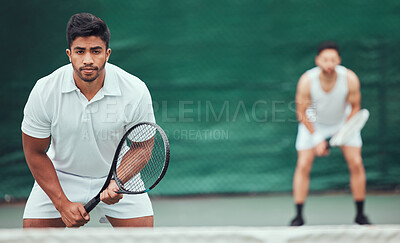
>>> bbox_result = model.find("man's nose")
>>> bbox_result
[83,53,94,65]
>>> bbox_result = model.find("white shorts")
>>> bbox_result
[295,122,362,151]
[23,170,153,220]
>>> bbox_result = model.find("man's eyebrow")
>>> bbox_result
[90,46,103,50]
[73,46,103,50]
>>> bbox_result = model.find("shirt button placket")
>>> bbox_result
[84,105,92,122]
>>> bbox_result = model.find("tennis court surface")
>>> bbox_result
[1,193,399,225]
[1,192,399,242]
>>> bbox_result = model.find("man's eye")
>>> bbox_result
[76,51,84,54]
[92,50,100,54]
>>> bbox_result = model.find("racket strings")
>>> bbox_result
[115,124,166,193]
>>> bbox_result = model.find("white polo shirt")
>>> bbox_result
[22,63,155,178]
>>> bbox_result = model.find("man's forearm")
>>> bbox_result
[347,106,361,121]
[26,153,69,210]
[297,110,315,134]
[297,110,325,145]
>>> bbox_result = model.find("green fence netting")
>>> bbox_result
[0,0,399,199]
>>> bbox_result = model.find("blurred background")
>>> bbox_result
[0,0,399,222]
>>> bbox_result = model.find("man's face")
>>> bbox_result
[315,49,341,75]
[66,36,111,82]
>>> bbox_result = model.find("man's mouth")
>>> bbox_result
[325,68,334,74]
[80,67,97,74]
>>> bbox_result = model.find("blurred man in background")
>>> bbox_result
[290,41,371,226]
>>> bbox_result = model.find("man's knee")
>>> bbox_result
[296,155,314,175]
[347,155,364,174]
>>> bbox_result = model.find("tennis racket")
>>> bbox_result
[328,109,369,148]
[84,122,170,213]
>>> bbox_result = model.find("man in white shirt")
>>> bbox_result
[22,13,155,228]
[290,41,371,226]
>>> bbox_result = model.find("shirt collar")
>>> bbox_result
[61,63,121,96]
[61,64,78,93]
[102,63,122,96]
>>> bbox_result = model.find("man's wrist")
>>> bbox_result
[53,195,70,211]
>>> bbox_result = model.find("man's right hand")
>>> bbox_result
[314,140,330,157]
[58,200,90,227]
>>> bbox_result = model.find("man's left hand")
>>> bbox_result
[100,180,123,205]
[315,140,330,157]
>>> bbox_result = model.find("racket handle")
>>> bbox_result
[84,197,100,213]
[326,139,331,149]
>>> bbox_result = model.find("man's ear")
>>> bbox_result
[315,55,319,66]
[66,49,71,62]
[106,48,111,62]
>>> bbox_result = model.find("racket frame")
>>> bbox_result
[84,122,170,213]
[328,109,369,147]
[113,122,170,194]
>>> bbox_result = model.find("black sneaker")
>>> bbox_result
[289,216,304,226]
[355,214,371,225]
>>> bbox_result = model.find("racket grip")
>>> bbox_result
[84,197,100,213]
[326,138,331,150]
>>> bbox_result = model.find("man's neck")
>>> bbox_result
[74,73,105,101]
[318,70,338,93]
[319,71,337,84]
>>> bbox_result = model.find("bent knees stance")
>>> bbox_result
[347,156,364,174]
[295,150,315,175]
[296,161,313,175]
[341,146,364,175]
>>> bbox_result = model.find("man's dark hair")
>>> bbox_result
[66,13,110,49]
[317,41,340,56]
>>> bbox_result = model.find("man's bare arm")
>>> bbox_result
[296,74,328,156]
[22,133,89,227]
[296,74,315,134]
[346,69,362,120]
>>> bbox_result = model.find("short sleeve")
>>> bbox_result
[21,84,51,138]
[125,84,156,131]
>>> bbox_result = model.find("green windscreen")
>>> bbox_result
[1,0,399,199]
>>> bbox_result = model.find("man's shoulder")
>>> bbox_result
[106,63,147,91]
[298,67,315,85]
[344,67,358,80]
[30,64,72,105]
[296,73,312,96]
[35,64,72,89]
[345,69,360,91]
[304,66,320,78]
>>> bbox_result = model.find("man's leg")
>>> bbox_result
[23,218,66,228]
[106,215,153,227]
[290,149,315,226]
[341,146,371,225]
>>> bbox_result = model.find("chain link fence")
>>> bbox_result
[1,0,399,199]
